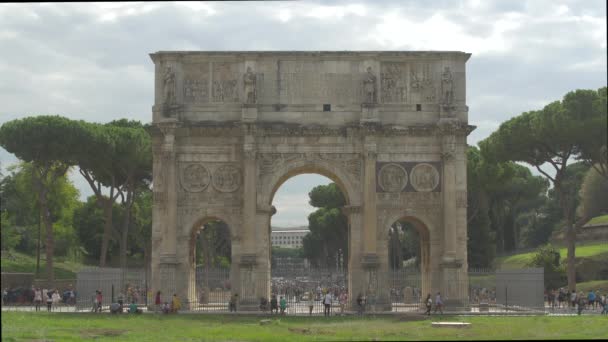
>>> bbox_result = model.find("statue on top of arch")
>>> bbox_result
[243,66,257,104]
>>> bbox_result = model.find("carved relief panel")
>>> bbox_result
[179,163,211,192]
[376,162,442,193]
[177,162,242,206]
[380,62,408,103]
[410,163,440,192]
[409,63,437,103]
[377,163,408,192]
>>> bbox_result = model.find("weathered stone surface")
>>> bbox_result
[149,51,473,310]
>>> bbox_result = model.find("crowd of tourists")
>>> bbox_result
[469,286,497,304]
[2,285,76,310]
[546,288,608,314]
[256,287,349,316]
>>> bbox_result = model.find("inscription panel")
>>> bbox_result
[183,63,209,104]
[211,62,239,102]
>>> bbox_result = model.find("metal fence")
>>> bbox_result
[74,267,150,312]
[3,266,582,315]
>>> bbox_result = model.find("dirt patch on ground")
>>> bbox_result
[288,327,311,334]
[395,314,429,322]
[80,329,127,338]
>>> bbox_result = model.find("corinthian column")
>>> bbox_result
[441,131,457,262]
[362,141,377,254]
[158,119,180,263]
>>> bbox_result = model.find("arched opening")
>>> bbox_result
[188,217,232,311]
[268,170,351,314]
[387,216,431,312]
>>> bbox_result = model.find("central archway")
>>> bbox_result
[269,172,350,314]
[261,162,357,313]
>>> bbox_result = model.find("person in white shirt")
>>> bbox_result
[51,290,61,311]
[307,293,315,316]
[323,292,332,317]
[434,292,444,314]
[34,288,42,312]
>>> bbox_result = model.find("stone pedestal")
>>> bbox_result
[236,254,268,311]
[360,103,379,123]
[242,105,258,122]
[440,259,467,309]
[403,286,413,304]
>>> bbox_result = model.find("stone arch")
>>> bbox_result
[381,212,433,304]
[186,215,235,307]
[260,159,361,208]
[184,211,240,242]
[261,160,357,273]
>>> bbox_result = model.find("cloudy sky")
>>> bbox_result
[0,1,606,227]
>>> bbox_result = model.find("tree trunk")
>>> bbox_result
[120,189,134,270]
[565,224,576,292]
[100,198,113,267]
[36,203,42,278]
[38,189,54,285]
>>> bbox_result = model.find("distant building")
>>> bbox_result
[271,226,309,249]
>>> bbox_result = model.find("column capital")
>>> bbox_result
[361,253,380,269]
[341,205,362,216]
[239,254,257,266]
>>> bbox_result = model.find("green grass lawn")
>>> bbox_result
[2,312,606,341]
[576,280,608,293]
[587,214,608,225]
[0,251,83,279]
[495,242,608,269]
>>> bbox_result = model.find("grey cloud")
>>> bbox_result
[0,1,606,210]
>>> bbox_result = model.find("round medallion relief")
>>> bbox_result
[212,165,242,192]
[180,164,210,193]
[378,163,408,192]
[410,163,440,192]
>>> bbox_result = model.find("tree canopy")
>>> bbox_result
[480,87,606,290]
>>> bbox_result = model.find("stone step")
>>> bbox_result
[431,322,471,328]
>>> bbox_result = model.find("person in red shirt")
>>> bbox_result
[155,291,162,313]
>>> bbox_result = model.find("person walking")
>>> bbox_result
[570,290,577,309]
[279,296,287,315]
[155,291,162,313]
[356,293,365,316]
[587,290,595,310]
[307,293,314,316]
[323,292,332,317]
[434,292,444,314]
[270,294,278,315]
[96,290,103,313]
[171,294,181,313]
[229,293,238,312]
[51,290,61,312]
[46,290,53,312]
[424,293,432,316]
[339,292,347,315]
[577,292,585,315]
[34,288,42,312]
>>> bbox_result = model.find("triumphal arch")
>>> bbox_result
[150,51,474,310]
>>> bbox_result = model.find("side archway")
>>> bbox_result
[381,213,433,309]
[186,216,235,310]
